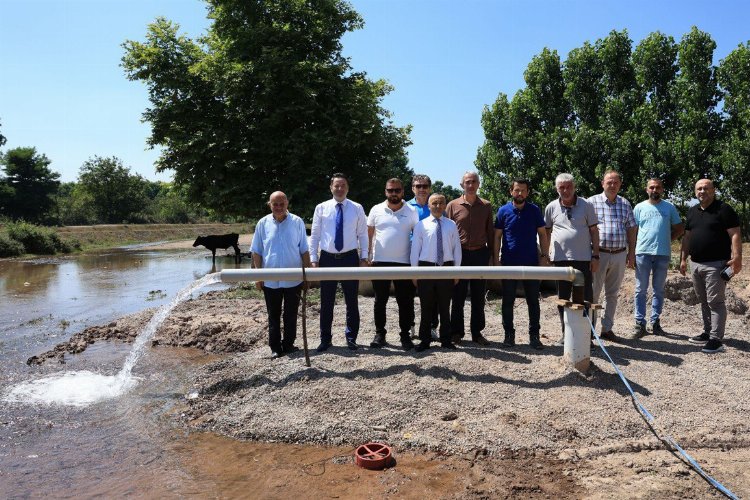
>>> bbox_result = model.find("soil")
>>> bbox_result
[28,246,750,498]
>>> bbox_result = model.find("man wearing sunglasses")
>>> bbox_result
[367,178,420,350]
[544,173,600,345]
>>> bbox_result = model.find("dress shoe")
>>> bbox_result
[347,340,358,350]
[472,333,490,346]
[600,331,617,342]
[441,342,458,350]
[369,334,385,348]
[414,342,431,352]
[529,336,544,350]
[271,351,283,359]
[283,345,299,354]
[401,338,415,350]
[451,334,462,345]
[316,341,332,352]
[502,335,516,347]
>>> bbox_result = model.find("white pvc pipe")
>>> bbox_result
[220,266,584,285]
[563,308,592,372]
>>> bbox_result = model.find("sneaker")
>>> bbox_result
[689,332,710,344]
[346,340,358,351]
[431,328,439,340]
[271,351,284,359]
[631,322,647,339]
[401,338,415,350]
[651,320,665,335]
[316,341,332,352]
[701,338,725,353]
[472,333,490,346]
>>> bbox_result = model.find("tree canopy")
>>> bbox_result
[122,0,412,219]
[476,27,746,219]
[0,147,60,223]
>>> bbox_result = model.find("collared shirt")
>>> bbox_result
[407,197,431,221]
[685,199,740,263]
[367,201,419,264]
[250,212,309,288]
[633,200,681,256]
[587,192,636,250]
[495,201,545,266]
[446,196,494,249]
[544,196,598,261]
[309,198,368,263]
[410,216,462,266]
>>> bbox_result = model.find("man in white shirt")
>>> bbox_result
[367,178,420,350]
[410,194,462,352]
[310,173,368,352]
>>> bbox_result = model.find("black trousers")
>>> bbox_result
[417,261,454,344]
[451,247,490,338]
[262,284,302,353]
[553,260,593,333]
[372,262,415,339]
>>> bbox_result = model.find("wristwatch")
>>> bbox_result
[592,254,600,260]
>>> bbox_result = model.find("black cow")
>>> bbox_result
[193,233,241,264]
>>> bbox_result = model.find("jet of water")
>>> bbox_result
[5,273,222,406]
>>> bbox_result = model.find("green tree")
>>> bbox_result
[122,0,412,220]
[431,180,462,202]
[0,118,6,148]
[0,147,60,222]
[77,156,150,223]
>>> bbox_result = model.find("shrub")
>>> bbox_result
[5,221,74,255]
[0,232,25,257]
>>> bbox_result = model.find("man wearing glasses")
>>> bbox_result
[367,178,420,350]
[544,173,600,345]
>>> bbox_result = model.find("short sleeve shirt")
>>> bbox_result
[406,198,431,221]
[367,202,419,263]
[685,199,740,263]
[495,201,545,265]
[544,197,598,261]
[250,212,309,288]
[633,200,681,256]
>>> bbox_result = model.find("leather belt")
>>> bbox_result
[321,249,358,259]
[599,247,626,254]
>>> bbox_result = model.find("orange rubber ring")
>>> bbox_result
[354,442,393,470]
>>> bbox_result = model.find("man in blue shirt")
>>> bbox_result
[632,178,684,338]
[251,191,311,359]
[493,179,549,349]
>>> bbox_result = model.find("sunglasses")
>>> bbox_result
[561,205,573,220]
[413,184,430,189]
[386,188,403,193]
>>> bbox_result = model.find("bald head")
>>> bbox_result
[268,191,289,220]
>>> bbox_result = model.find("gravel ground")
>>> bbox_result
[31,266,750,497]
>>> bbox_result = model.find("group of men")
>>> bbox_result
[249,171,742,359]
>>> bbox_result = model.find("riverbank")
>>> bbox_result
[27,264,750,498]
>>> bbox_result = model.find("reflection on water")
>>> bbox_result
[0,247,248,496]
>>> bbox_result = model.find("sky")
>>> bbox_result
[1,0,749,187]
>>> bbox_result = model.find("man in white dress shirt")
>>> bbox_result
[410,194,462,352]
[367,178,420,350]
[310,173,368,352]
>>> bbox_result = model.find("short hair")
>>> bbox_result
[555,173,575,187]
[412,174,432,186]
[602,170,622,182]
[428,193,446,203]
[330,172,349,185]
[460,171,479,186]
[386,178,403,187]
[647,177,663,186]
[511,178,531,190]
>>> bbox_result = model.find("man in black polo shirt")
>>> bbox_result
[679,178,742,353]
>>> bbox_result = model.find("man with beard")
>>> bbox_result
[367,178,420,350]
[631,178,683,339]
[679,178,742,353]
[493,179,549,349]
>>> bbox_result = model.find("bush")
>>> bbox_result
[5,221,74,255]
[0,232,25,257]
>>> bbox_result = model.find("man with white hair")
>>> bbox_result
[446,171,495,346]
[545,173,599,344]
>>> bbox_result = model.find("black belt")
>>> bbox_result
[418,260,454,266]
[321,249,358,259]
[599,247,626,254]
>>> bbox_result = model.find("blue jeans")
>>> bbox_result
[634,254,670,325]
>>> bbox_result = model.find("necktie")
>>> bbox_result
[335,202,344,252]
[436,217,443,266]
